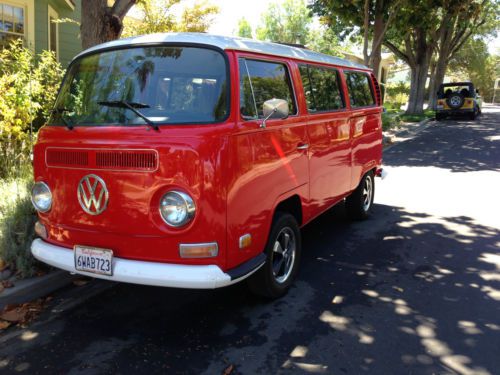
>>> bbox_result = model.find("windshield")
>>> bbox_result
[50,46,229,126]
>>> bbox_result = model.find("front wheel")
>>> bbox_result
[346,171,375,220]
[247,212,301,298]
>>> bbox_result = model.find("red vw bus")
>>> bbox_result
[31,33,383,298]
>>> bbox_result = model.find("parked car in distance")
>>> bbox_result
[30,33,384,299]
[436,82,482,120]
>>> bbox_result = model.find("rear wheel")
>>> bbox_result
[247,212,301,298]
[436,113,444,121]
[346,171,375,220]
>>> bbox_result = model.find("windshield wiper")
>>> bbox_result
[98,100,159,131]
[51,107,74,130]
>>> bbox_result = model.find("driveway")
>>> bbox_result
[1,106,499,374]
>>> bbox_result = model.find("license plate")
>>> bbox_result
[74,245,113,276]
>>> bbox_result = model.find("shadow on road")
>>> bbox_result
[385,112,499,172]
[1,203,499,375]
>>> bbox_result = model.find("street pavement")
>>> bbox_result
[1,106,499,375]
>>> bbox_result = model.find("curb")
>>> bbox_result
[383,118,434,151]
[0,270,76,310]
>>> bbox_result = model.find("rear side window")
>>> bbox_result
[299,65,344,112]
[239,58,297,119]
[345,72,375,108]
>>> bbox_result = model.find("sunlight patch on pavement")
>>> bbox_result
[377,166,500,229]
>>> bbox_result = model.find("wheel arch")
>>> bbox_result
[273,194,303,227]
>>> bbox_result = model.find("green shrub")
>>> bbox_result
[0,39,64,179]
[0,177,37,277]
[382,112,401,130]
[385,81,409,109]
[0,40,64,276]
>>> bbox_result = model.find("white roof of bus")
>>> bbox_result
[74,32,369,70]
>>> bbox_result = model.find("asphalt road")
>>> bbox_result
[1,106,499,375]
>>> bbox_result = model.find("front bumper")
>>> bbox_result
[31,239,261,289]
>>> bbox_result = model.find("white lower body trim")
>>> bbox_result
[31,239,244,289]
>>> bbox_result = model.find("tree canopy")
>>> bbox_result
[122,0,219,37]
[256,0,312,45]
[237,18,253,38]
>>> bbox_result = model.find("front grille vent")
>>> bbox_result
[95,150,157,171]
[45,148,158,172]
[46,149,89,167]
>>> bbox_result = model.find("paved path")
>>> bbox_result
[1,106,499,374]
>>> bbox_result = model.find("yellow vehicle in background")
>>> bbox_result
[436,82,482,121]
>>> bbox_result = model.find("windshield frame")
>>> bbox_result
[49,42,231,127]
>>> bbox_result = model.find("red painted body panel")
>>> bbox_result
[33,47,382,274]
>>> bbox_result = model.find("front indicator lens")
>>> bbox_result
[31,182,52,213]
[159,191,195,227]
[179,243,218,258]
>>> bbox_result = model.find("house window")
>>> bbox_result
[0,2,25,48]
[48,5,58,59]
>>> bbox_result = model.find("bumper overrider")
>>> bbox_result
[31,239,265,289]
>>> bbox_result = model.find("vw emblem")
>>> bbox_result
[77,174,109,215]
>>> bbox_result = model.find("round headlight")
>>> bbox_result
[31,182,52,213]
[159,191,195,227]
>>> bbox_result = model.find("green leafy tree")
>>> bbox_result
[122,0,219,37]
[449,38,500,102]
[384,0,450,114]
[307,26,344,57]
[427,0,499,109]
[310,0,402,75]
[384,0,498,114]
[256,0,312,45]
[237,18,253,38]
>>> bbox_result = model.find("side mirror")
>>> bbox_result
[260,98,289,128]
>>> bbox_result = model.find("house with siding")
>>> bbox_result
[0,0,82,66]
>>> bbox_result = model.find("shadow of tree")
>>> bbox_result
[278,203,500,374]
[1,203,498,375]
[385,111,499,172]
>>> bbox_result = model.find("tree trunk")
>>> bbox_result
[370,10,385,78]
[429,55,447,109]
[81,0,137,49]
[427,60,437,110]
[406,29,432,115]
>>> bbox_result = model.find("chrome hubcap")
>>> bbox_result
[362,176,373,212]
[271,227,296,284]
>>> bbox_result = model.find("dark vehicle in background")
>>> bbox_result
[436,82,482,121]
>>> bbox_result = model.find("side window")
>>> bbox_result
[239,58,297,119]
[299,64,344,113]
[345,72,375,108]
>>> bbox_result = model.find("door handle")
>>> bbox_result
[297,143,309,150]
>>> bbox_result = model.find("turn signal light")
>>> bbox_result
[34,221,48,239]
[179,243,218,258]
[239,234,252,249]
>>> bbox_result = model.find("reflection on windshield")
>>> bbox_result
[50,46,228,126]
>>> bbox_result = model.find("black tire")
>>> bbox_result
[346,171,375,220]
[435,113,444,121]
[247,212,301,299]
[469,110,477,120]
[446,93,465,109]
